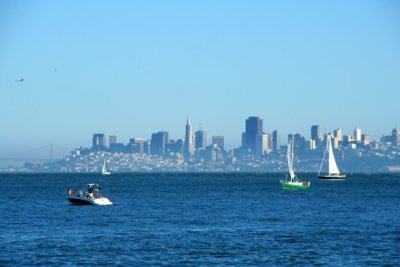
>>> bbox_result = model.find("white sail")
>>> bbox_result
[287,138,295,180]
[327,136,340,175]
[102,160,110,175]
[280,134,311,188]
[102,161,106,173]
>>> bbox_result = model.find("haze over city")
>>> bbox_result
[1,0,399,161]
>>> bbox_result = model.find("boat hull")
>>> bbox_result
[318,174,346,180]
[67,197,93,205]
[280,181,311,190]
[67,196,113,205]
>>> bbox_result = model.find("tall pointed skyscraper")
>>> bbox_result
[183,115,194,160]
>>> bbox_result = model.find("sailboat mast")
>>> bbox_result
[318,136,328,175]
[291,134,295,182]
[291,134,294,164]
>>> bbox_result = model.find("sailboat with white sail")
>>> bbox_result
[280,134,311,190]
[102,160,111,176]
[318,135,346,180]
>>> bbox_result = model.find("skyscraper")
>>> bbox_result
[195,130,207,150]
[272,130,280,152]
[108,135,124,153]
[92,133,106,150]
[143,140,151,154]
[183,116,194,160]
[109,135,117,145]
[128,137,144,154]
[361,134,372,146]
[241,132,246,148]
[159,131,170,144]
[354,128,362,143]
[266,132,272,151]
[311,125,321,142]
[333,128,343,141]
[212,136,224,150]
[255,133,269,156]
[150,131,168,155]
[245,116,263,153]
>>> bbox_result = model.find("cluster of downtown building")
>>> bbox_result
[91,116,400,157]
[90,116,226,163]
[65,115,400,172]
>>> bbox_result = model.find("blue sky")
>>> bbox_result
[1,0,399,159]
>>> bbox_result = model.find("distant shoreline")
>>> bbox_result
[1,171,399,175]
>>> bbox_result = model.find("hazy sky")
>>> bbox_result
[1,0,399,159]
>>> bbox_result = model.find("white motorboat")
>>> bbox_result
[67,184,112,205]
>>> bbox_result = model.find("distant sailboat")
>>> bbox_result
[102,160,110,176]
[280,134,311,189]
[318,135,346,180]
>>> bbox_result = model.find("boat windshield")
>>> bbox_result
[68,184,102,198]
[86,184,102,196]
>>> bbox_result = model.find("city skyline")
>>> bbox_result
[1,0,399,159]
[5,116,399,172]
[0,113,399,163]
[87,117,397,150]
[1,114,399,171]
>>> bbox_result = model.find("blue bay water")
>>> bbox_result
[0,173,399,266]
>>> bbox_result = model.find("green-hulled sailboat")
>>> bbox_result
[280,135,311,190]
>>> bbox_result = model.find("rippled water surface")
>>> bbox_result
[1,173,399,265]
